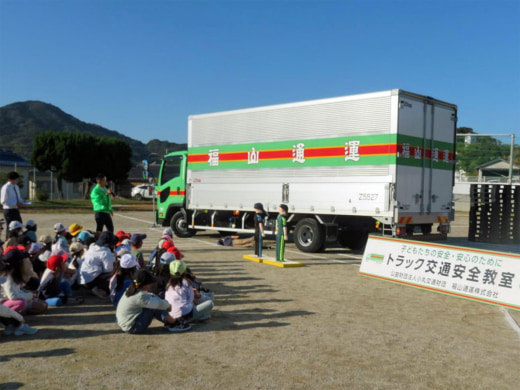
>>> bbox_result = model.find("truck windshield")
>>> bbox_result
[160,155,183,185]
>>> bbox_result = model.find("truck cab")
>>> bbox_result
[156,151,190,235]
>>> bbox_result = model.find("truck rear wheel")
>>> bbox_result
[294,218,324,253]
[171,211,196,238]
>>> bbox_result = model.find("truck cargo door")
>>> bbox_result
[396,95,456,219]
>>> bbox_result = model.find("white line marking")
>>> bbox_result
[501,307,520,340]
[113,213,160,226]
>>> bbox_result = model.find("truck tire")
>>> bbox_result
[338,229,368,251]
[171,211,195,238]
[294,218,324,253]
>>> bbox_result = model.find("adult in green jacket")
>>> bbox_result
[91,173,114,235]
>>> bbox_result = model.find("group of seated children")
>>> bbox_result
[0,220,213,336]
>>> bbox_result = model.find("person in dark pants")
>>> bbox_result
[253,202,266,257]
[275,204,289,262]
[90,174,114,236]
[1,172,23,240]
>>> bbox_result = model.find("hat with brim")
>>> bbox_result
[130,233,147,245]
[115,230,131,240]
[47,253,68,270]
[160,251,176,265]
[17,235,32,247]
[29,242,45,254]
[25,219,37,227]
[9,221,24,230]
[120,253,140,269]
[162,228,173,237]
[70,242,84,255]
[39,234,52,244]
[53,222,67,233]
[69,223,83,237]
[169,260,186,276]
[77,231,94,243]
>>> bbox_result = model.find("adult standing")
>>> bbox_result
[1,172,24,240]
[90,173,114,236]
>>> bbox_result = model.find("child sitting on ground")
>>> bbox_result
[38,252,74,305]
[29,242,46,278]
[130,233,147,268]
[109,253,139,308]
[0,271,37,336]
[53,223,70,253]
[66,242,85,287]
[165,267,214,324]
[24,220,38,243]
[0,249,48,315]
[152,251,176,297]
[115,269,191,334]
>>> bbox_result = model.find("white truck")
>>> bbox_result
[156,89,457,252]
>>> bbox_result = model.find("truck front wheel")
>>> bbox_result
[171,211,196,238]
[294,218,324,253]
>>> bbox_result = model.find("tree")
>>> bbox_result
[31,131,68,198]
[455,128,510,175]
[31,131,132,199]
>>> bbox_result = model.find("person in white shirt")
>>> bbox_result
[1,172,23,240]
[79,231,118,298]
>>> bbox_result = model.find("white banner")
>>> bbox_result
[360,236,520,311]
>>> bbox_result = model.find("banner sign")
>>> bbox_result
[359,236,520,311]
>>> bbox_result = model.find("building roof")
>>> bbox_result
[476,158,520,171]
[0,150,32,167]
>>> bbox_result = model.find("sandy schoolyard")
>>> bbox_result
[1,211,519,389]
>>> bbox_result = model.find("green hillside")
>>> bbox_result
[0,100,186,163]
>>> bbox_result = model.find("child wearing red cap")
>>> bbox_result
[115,231,131,247]
[162,240,183,261]
[38,253,74,305]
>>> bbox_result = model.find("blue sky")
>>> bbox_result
[1,0,519,146]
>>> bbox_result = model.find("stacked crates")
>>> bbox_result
[468,184,520,244]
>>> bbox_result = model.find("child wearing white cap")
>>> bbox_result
[52,222,69,253]
[6,221,24,247]
[109,253,140,307]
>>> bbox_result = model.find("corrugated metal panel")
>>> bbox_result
[190,95,392,146]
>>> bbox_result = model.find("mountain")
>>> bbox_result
[0,101,186,163]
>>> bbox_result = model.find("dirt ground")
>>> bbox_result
[1,210,519,390]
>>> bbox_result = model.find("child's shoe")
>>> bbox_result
[166,322,192,333]
[4,325,15,336]
[91,287,108,299]
[14,323,38,336]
